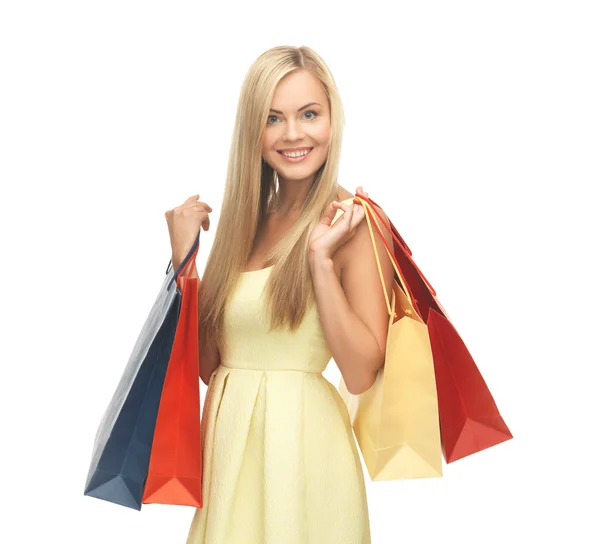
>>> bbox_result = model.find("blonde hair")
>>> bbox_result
[199,45,345,353]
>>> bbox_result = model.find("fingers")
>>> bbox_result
[180,194,201,209]
[350,203,365,230]
[181,198,212,212]
[179,194,212,212]
[336,196,366,231]
[166,196,213,226]
[332,200,355,226]
[320,200,340,224]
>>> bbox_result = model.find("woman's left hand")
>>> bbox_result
[308,186,369,261]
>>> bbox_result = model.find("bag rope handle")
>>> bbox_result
[355,194,437,297]
[356,195,418,320]
[357,196,420,311]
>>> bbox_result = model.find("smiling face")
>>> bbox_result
[261,69,331,186]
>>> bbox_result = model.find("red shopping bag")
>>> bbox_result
[142,248,203,506]
[356,193,513,464]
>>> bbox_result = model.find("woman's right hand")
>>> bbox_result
[165,194,213,269]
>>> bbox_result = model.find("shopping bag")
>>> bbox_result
[359,194,513,463]
[84,237,199,510]
[142,255,202,507]
[338,197,443,481]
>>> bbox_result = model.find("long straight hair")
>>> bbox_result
[198,45,345,354]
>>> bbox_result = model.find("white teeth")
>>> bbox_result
[281,149,310,157]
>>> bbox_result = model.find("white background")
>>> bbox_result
[1,1,598,542]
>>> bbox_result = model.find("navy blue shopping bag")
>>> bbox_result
[84,238,199,510]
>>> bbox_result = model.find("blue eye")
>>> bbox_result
[267,110,318,125]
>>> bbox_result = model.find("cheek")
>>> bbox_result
[261,139,268,156]
[312,122,331,145]
[262,131,275,154]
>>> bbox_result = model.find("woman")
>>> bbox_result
[166,45,394,544]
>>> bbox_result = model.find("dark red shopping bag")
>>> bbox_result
[142,247,203,506]
[356,193,513,464]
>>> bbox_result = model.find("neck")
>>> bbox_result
[272,179,314,215]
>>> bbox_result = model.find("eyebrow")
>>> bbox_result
[269,102,322,114]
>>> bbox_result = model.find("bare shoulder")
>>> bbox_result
[336,187,355,201]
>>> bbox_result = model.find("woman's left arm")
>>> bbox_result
[309,204,395,396]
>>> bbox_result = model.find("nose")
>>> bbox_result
[284,118,304,141]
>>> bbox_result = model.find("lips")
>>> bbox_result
[276,147,314,163]
[277,147,314,154]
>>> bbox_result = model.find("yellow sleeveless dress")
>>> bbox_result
[186,198,371,543]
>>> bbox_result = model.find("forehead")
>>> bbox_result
[271,69,328,110]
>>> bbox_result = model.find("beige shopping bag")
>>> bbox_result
[339,197,443,480]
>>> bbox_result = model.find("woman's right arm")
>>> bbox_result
[197,278,221,386]
[171,257,221,387]
[166,194,216,385]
